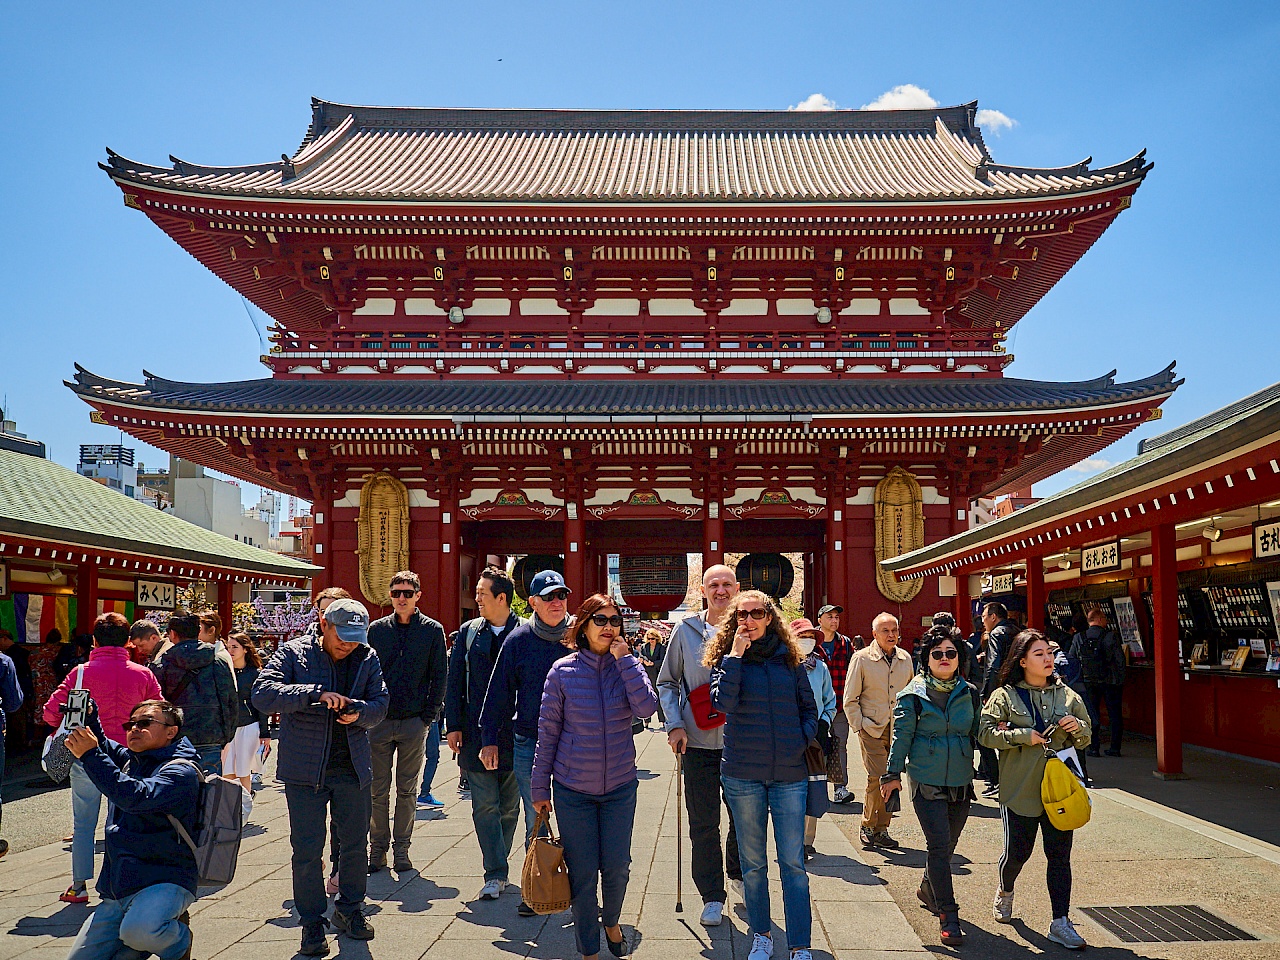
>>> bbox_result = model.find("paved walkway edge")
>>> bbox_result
[1095,788,1280,866]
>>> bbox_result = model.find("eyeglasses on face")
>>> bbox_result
[735,608,769,621]
[542,589,571,602]
[589,614,624,628]
[390,589,418,599]
[122,717,172,732]
[929,649,958,661]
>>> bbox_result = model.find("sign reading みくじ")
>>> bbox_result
[135,579,176,610]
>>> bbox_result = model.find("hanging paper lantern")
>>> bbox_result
[619,555,689,614]
[736,553,794,600]
[512,555,564,601]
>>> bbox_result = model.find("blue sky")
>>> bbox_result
[3,2,1277,506]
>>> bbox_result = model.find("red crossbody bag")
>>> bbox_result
[684,679,726,730]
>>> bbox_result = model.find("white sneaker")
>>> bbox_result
[730,878,745,901]
[993,887,1015,923]
[747,933,774,960]
[699,901,724,926]
[479,879,507,900]
[1048,916,1087,950]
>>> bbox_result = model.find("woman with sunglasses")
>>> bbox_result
[705,591,818,960]
[979,629,1092,950]
[880,624,980,946]
[531,595,657,959]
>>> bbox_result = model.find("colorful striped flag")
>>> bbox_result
[13,594,72,643]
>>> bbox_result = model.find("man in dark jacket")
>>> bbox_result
[253,598,389,956]
[977,602,1019,797]
[446,566,521,901]
[364,570,447,874]
[0,638,24,860]
[1070,606,1127,757]
[151,612,237,775]
[63,698,201,960]
[479,568,573,916]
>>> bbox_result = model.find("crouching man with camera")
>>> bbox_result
[252,598,389,957]
[63,698,202,960]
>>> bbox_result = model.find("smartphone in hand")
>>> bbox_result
[885,787,901,813]
[64,689,91,729]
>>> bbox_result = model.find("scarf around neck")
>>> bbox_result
[531,614,570,645]
[924,673,960,694]
[744,629,782,663]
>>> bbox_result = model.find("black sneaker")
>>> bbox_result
[299,920,329,956]
[393,856,414,874]
[859,826,877,848]
[517,900,538,917]
[873,832,900,850]
[331,909,375,940]
[368,853,387,875]
[0,838,8,860]
[803,844,816,861]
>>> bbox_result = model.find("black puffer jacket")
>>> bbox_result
[251,635,388,788]
[151,640,238,747]
[711,632,818,783]
[445,614,518,773]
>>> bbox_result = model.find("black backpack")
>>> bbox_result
[1076,629,1108,684]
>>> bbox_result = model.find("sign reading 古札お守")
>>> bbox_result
[1254,519,1280,561]
[1081,540,1122,575]
[135,579,176,610]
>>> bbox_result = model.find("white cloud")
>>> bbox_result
[1067,458,1115,473]
[860,84,939,111]
[790,93,838,112]
[976,108,1017,135]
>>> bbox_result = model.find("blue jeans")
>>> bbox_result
[512,733,546,848]
[193,742,223,776]
[70,760,103,885]
[554,779,638,957]
[66,882,194,960]
[285,771,371,925]
[469,767,520,882]
[722,776,811,950]
[419,719,441,797]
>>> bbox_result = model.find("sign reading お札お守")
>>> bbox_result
[1081,540,1122,574]
[135,579,176,610]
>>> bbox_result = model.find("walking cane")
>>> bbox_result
[675,750,684,913]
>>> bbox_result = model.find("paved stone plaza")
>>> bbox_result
[3,730,1279,959]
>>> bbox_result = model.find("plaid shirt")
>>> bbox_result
[815,632,855,701]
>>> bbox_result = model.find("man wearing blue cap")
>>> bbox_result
[253,597,389,956]
[479,569,573,916]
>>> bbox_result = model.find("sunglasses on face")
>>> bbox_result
[390,589,418,599]
[735,608,769,621]
[930,649,958,661]
[542,590,570,602]
[589,614,624,628]
[122,717,171,732]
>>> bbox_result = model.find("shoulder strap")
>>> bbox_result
[1013,686,1046,732]
[159,759,203,856]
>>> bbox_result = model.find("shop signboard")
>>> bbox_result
[135,579,176,611]
[1081,539,1122,575]
[1254,519,1280,561]
[990,573,1015,594]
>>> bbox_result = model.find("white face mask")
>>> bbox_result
[796,634,816,657]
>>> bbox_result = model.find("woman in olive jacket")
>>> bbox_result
[881,625,979,946]
[979,629,1091,951]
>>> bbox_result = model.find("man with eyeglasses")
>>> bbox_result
[843,612,913,850]
[364,570,447,875]
[62,699,202,960]
[479,569,574,917]
[657,563,744,926]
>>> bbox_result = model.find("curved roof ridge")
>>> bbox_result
[102,148,284,180]
[983,149,1150,180]
[1139,376,1280,455]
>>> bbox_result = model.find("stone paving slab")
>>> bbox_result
[0,729,924,958]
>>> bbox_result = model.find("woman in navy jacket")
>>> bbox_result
[707,591,818,960]
[532,594,657,959]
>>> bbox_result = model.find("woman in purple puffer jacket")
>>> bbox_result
[532,594,658,959]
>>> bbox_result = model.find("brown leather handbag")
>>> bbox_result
[521,810,573,914]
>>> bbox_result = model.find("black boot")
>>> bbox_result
[917,875,938,915]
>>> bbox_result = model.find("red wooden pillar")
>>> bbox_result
[76,561,99,636]
[564,506,585,601]
[217,579,233,636]
[1025,556,1044,631]
[825,480,846,609]
[702,503,724,569]
[439,494,460,634]
[311,476,334,596]
[1151,521,1184,777]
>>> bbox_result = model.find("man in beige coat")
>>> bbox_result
[843,612,914,848]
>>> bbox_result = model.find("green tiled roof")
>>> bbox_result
[0,448,319,581]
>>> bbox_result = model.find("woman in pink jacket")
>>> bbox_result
[43,612,162,903]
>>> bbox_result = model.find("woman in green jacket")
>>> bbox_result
[979,629,1092,951]
[881,625,979,947]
